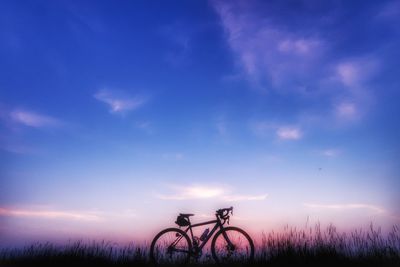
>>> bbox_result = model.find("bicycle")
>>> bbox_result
[150,207,254,265]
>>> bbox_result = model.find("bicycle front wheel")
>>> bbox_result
[150,228,192,265]
[211,226,254,264]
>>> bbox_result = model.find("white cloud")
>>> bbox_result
[250,122,302,141]
[303,203,386,214]
[0,207,101,221]
[276,127,302,140]
[156,185,224,200]
[94,89,145,113]
[156,184,267,202]
[10,110,61,128]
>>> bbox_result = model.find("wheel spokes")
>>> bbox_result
[152,230,190,264]
[214,229,252,262]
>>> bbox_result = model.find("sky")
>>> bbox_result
[1,0,400,247]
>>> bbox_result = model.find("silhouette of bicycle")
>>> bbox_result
[150,207,254,265]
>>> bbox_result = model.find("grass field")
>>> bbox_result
[1,223,399,266]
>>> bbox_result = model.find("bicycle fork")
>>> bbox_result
[221,230,236,252]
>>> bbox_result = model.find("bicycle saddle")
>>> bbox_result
[179,213,194,217]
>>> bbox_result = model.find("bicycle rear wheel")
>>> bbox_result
[211,226,254,265]
[150,228,192,265]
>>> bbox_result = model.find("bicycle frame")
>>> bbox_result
[178,214,229,253]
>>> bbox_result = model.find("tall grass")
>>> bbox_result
[0,241,148,266]
[257,223,400,266]
[1,224,399,266]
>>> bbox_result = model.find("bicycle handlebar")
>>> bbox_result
[216,207,233,220]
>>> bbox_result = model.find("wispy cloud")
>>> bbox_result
[335,58,378,89]
[94,89,145,113]
[336,62,361,88]
[250,121,303,141]
[212,0,326,91]
[303,203,386,214]
[10,109,61,128]
[156,184,267,202]
[276,127,302,140]
[0,207,101,221]
[330,57,379,122]
[278,38,321,55]
[156,185,224,200]
[213,1,380,91]
[213,0,386,129]
[135,121,154,134]
[321,149,341,157]
[335,101,358,120]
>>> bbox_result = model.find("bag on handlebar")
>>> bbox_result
[175,215,190,227]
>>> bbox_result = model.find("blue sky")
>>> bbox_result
[1,0,400,247]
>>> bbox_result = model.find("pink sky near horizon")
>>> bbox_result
[1,198,398,248]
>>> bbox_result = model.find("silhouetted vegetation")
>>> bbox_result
[257,223,400,267]
[1,224,399,266]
